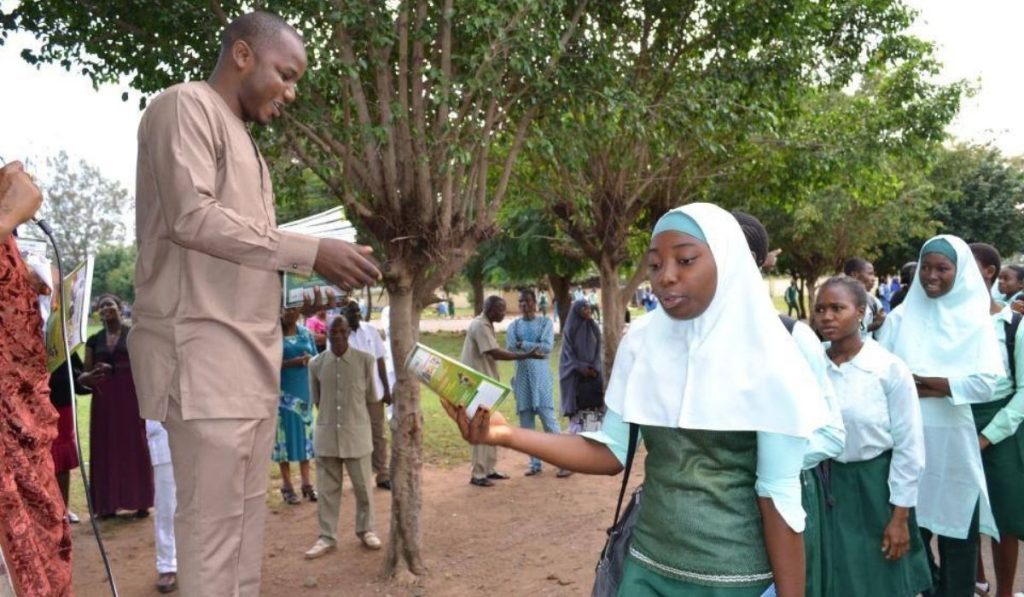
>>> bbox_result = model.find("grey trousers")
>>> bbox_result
[316,455,375,544]
[367,401,390,484]
[470,445,497,480]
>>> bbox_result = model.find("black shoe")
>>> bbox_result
[301,484,318,502]
[469,477,495,487]
[486,471,510,480]
[135,509,150,519]
[376,480,392,491]
[524,468,542,477]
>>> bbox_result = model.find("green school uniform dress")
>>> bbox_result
[972,308,1024,536]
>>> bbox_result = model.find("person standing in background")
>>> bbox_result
[305,308,328,352]
[81,294,154,519]
[146,420,178,593]
[304,316,382,558]
[844,258,886,334]
[275,307,317,504]
[344,300,393,490]
[507,289,560,477]
[558,299,604,441]
[461,296,542,487]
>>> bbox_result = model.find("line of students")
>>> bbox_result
[443,201,1024,597]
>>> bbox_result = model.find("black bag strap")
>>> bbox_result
[1007,312,1022,384]
[611,423,640,525]
[778,314,797,334]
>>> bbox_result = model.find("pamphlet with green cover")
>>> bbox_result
[405,343,511,417]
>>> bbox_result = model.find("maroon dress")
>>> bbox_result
[0,236,72,596]
[86,328,154,514]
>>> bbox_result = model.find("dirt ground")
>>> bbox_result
[70,449,643,597]
[68,447,1024,596]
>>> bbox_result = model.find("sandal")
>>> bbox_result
[281,486,301,505]
[157,572,178,594]
[301,484,318,502]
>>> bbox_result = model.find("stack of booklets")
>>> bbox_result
[279,207,355,307]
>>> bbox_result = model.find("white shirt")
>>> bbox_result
[878,308,1001,539]
[791,321,846,470]
[348,324,387,401]
[826,339,925,508]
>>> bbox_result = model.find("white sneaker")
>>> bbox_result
[67,511,80,524]
[304,538,336,559]
[360,531,382,550]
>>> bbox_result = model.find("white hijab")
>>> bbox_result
[885,234,1003,378]
[605,203,828,437]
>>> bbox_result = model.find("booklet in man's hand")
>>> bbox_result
[405,343,510,417]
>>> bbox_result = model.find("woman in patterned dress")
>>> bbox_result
[274,307,317,504]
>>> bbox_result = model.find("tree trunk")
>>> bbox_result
[797,267,824,320]
[548,273,572,329]
[365,286,373,321]
[470,273,485,316]
[384,280,426,578]
[598,256,625,374]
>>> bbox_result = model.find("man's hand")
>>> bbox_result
[313,238,381,290]
[979,434,992,450]
[522,347,545,360]
[0,161,43,238]
[298,286,340,317]
[762,248,782,272]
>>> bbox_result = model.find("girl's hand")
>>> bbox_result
[440,400,513,447]
[881,508,911,560]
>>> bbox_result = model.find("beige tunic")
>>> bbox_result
[128,81,320,421]
[309,348,376,459]
[460,314,500,380]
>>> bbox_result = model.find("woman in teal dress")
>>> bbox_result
[969,243,1024,597]
[274,307,317,505]
[444,203,830,596]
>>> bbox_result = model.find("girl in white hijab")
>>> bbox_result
[444,203,828,596]
[877,234,1003,597]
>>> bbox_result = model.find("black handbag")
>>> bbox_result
[592,424,640,597]
[576,372,605,410]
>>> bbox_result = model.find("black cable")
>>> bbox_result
[33,217,120,597]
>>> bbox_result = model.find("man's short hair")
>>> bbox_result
[220,11,298,53]
[483,295,505,311]
[843,257,871,277]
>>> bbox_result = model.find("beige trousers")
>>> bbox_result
[366,400,390,484]
[470,445,497,480]
[316,455,374,544]
[163,397,275,597]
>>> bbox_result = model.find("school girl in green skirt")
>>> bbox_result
[814,276,932,596]
[970,242,1024,597]
[443,203,831,596]
[877,235,1004,597]
[733,211,846,597]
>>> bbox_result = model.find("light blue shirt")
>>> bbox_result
[982,309,1024,444]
